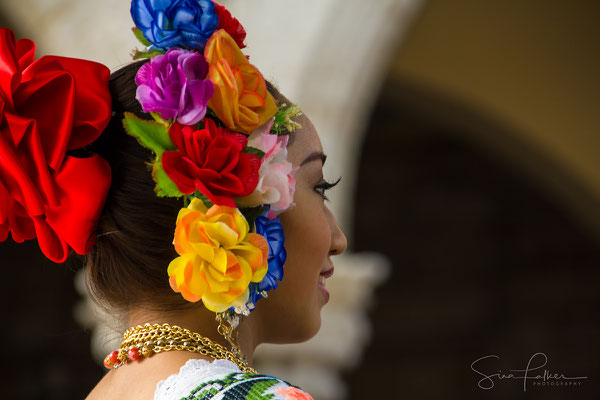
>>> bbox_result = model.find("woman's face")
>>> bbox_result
[252,113,347,343]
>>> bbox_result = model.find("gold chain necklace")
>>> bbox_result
[103,323,256,373]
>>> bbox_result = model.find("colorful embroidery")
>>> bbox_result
[181,372,303,400]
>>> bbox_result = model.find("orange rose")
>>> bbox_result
[167,198,269,312]
[204,29,278,134]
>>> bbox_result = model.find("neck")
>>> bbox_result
[127,305,260,366]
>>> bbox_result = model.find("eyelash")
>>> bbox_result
[314,177,341,201]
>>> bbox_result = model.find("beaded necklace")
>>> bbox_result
[103,323,256,374]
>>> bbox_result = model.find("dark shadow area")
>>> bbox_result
[347,81,600,399]
[0,240,103,399]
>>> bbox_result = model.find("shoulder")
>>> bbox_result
[154,359,313,400]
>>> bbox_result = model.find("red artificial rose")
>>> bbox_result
[214,3,247,49]
[162,118,259,206]
[0,28,111,263]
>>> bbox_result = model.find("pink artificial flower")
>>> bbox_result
[235,119,296,214]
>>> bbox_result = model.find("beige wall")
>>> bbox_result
[391,0,600,234]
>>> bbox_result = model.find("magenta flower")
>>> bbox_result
[135,49,214,125]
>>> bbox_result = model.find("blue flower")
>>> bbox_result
[247,208,286,306]
[131,0,219,50]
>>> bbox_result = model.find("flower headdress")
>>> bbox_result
[0,1,302,363]
[123,0,302,321]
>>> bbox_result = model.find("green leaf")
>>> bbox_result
[150,112,171,126]
[153,158,184,198]
[272,103,302,135]
[182,194,193,207]
[243,146,265,160]
[241,206,267,230]
[205,107,219,121]
[193,190,214,208]
[132,27,152,47]
[122,112,175,157]
[131,48,164,60]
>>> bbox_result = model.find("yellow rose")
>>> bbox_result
[204,29,278,134]
[168,198,268,312]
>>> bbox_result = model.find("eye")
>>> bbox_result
[314,177,341,201]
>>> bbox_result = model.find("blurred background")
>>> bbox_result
[1,0,599,399]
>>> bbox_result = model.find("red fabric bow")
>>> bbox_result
[0,28,112,263]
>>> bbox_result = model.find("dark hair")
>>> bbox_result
[85,61,285,313]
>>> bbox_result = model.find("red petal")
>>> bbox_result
[162,151,197,194]
[237,153,260,196]
[210,173,244,195]
[214,4,247,49]
[168,122,187,151]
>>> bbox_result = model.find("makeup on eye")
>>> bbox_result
[313,176,341,201]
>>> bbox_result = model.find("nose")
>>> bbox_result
[326,207,347,256]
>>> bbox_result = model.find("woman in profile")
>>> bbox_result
[0,1,346,399]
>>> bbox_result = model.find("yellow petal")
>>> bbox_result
[188,197,209,213]
[210,247,229,275]
[189,241,215,263]
[167,255,207,302]
[202,287,249,313]
[203,221,239,247]
[234,255,258,287]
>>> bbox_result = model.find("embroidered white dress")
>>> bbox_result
[154,359,313,400]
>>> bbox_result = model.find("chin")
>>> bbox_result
[289,314,322,343]
[285,295,325,343]
[258,301,323,344]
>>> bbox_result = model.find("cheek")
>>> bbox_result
[276,193,331,304]
[251,180,331,341]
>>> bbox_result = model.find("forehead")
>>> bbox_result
[286,113,323,166]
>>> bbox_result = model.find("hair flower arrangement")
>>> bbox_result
[124,0,303,319]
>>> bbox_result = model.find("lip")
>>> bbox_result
[318,266,333,303]
[319,266,334,279]
[317,283,330,303]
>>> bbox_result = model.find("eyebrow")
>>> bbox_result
[300,151,327,167]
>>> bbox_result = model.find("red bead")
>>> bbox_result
[128,347,140,361]
[104,350,121,369]
[108,350,119,364]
